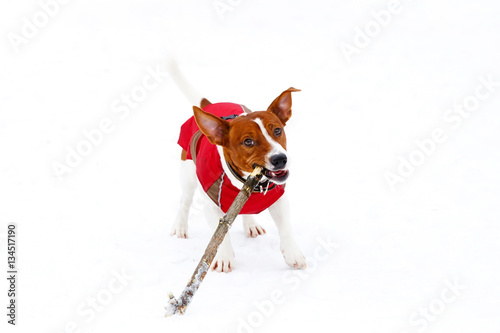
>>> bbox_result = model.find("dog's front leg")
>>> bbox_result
[203,198,235,272]
[268,193,307,269]
[242,215,266,238]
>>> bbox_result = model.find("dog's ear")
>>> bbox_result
[200,98,212,108]
[267,87,301,125]
[193,106,229,146]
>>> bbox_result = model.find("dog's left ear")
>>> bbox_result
[267,87,301,125]
[193,106,230,146]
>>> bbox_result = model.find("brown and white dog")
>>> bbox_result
[168,60,306,273]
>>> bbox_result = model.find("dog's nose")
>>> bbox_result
[270,154,287,169]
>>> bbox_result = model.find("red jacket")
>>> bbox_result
[177,103,285,214]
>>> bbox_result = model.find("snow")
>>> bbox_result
[1,0,500,332]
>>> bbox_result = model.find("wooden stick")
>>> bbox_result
[165,166,264,316]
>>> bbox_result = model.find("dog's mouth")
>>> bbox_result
[264,168,289,183]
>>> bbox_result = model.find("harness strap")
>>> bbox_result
[190,130,203,165]
[190,130,222,206]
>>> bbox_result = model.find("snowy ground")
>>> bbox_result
[1,0,500,332]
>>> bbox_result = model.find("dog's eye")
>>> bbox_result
[274,128,282,136]
[243,138,254,147]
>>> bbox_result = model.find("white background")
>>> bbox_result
[1,0,500,332]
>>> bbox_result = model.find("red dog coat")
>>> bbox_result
[177,103,285,214]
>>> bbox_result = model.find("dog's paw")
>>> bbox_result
[170,223,188,239]
[281,242,307,269]
[243,218,266,238]
[211,251,235,273]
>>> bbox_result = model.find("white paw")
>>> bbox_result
[281,242,307,269]
[211,250,235,273]
[170,222,188,239]
[243,218,266,238]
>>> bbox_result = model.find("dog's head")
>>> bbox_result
[193,87,300,184]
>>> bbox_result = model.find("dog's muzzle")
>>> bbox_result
[263,154,289,183]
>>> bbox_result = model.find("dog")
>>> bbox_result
[168,61,306,273]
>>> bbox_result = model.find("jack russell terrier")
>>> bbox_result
[169,63,306,273]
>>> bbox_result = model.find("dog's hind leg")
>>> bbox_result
[242,215,266,238]
[170,150,197,238]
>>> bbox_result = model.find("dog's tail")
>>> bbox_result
[166,55,211,108]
